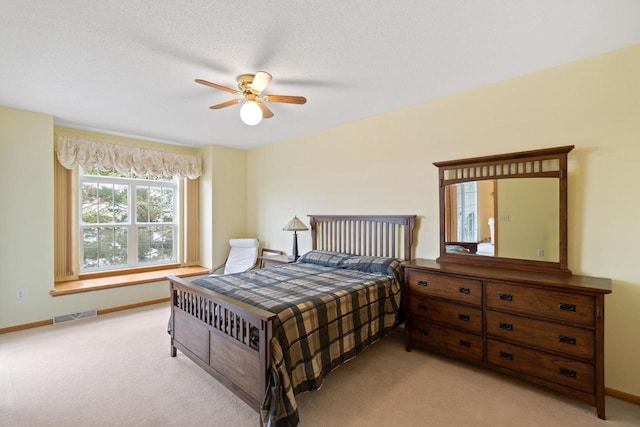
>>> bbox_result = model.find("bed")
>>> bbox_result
[167,214,416,426]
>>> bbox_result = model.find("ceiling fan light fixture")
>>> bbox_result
[196,72,305,124]
[240,100,263,125]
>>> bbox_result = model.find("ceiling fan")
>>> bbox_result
[195,71,307,125]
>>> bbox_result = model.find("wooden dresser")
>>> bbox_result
[402,259,612,419]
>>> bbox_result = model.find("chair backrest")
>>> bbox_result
[224,238,260,274]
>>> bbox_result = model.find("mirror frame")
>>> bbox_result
[434,145,574,275]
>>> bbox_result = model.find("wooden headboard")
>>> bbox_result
[308,215,416,261]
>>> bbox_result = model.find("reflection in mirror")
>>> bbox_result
[444,180,495,256]
[444,178,559,262]
[435,145,572,274]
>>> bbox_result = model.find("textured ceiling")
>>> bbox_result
[2,1,640,149]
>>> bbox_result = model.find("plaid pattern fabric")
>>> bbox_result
[192,263,401,427]
[342,255,404,283]
[296,250,355,268]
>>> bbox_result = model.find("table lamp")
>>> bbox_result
[282,216,308,261]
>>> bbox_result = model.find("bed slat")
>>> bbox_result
[173,286,265,350]
[308,215,415,261]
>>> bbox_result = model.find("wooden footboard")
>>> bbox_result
[167,275,277,410]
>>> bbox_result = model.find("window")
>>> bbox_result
[54,134,202,282]
[79,167,177,272]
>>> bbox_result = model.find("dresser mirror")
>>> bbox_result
[434,146,574,274]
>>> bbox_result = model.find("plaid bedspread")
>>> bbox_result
[192,261,402,427]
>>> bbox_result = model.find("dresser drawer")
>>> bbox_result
[486,310,594,360]
[407,271,482,305]
[409,294,483,333]
[411,319,483,361]
[485,282,595,326]
[487,339,594,394]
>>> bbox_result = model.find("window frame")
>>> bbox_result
[78,167,179,274]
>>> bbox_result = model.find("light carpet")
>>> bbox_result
[1,303,638,426]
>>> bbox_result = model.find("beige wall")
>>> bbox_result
[496,178,558,261]
[247,45,640,396]
[198,144,248,270]
[0,106,54,327]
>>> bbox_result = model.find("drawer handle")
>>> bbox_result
[417,303,428,311]
[560,368,577,378]
[417,280,428,287]
[458,313,470,321]
[499,351,514,361]
[458,287,470,294]
[558,302,576,312]
[559,335,577,345]
[459,340,471,348]
[499,293,513,302]
[499,322,513,331]
[418,328,429,336]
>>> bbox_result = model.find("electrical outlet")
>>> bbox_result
[537,249,545,257]
[16,289,25,300]
[499,214,510,222]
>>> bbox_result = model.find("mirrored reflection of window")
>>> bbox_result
[457,182,478,242]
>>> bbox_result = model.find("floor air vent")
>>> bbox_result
[53,309,97,324]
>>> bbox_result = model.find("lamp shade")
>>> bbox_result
[283,216,309,232]
[240,101,263,125]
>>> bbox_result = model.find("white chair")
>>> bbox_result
[210,238,260,275]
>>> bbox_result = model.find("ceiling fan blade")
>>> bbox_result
[209,99,242,109]
[264,94,307,105]
[195,79,240,95]
[251,71,272,93]
[258,101,274,118]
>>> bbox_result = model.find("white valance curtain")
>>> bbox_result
[56,136,202,179]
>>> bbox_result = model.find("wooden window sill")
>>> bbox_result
[51,265,210,297]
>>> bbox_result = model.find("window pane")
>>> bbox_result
[113,185,128,223]
[162,226,173,240]
[138,226,150,244]
[162,207,174,222]
[98,227,115,267]
[82,227,98,268]
[84,183,129,224]
[98,245,114,267]
[82,226,128,270]
[138,225,174,263]
[156,226,174,261]
[81,183,98,223]
[114,227,128,266]
[136,186,175,224]
[97,183,114,223]
[136,187,149,222]
[162,188,174,221]
[149,187,162,222]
